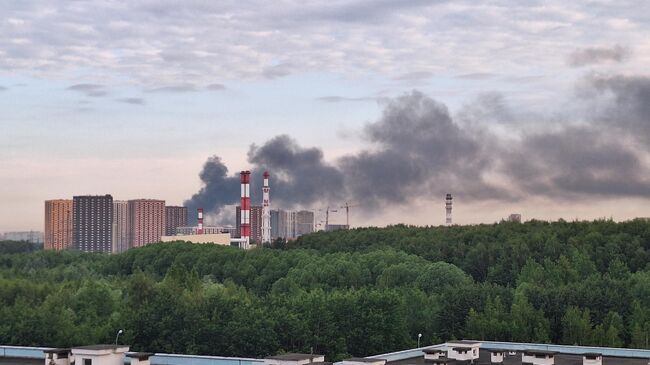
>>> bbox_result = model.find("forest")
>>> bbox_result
[0,219,650,360]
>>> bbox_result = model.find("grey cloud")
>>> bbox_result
[568,45,631,67]
[67,84,107,97]
[116,97,145,105]
[206,83,226,91]
[584,74,650,142]
[455,73,497,80]
[316,96,377,103]
[262,63,293,79]
[146,84,197,93]
[394,71,434,81]
[0,86,6,91]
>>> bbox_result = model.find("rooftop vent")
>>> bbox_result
[44,349,70,365]
[445,341,481,362]
[127,353,155,365]
[490,349,506,364]
[522,350,556,365]
[582,353,602,365]
[423,348,445,361]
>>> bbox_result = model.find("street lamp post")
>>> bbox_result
[418,333,422,348]
[115,329,124,345]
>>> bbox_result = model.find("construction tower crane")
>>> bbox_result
[339,202,359,227]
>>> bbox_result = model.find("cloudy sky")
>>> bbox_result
[2,1,650,231]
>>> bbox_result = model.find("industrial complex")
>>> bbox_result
[36,167,474,253]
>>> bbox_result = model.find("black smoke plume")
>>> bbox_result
[186,75,650,223]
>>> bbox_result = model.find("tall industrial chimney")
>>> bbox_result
[240,171,251,249]
[445,194,452,225]
[261,171,271,244]
[197,208,204,234]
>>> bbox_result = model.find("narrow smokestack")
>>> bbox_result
[240,171,251,248]
[445,194,452,225]
[197,208,204,234]
[262,171,271,244]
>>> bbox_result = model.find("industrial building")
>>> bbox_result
[175,226,237,237]
[73,195,114,253]
[160,233,231,245]
[44,199,72,250]
[1,339,649,365]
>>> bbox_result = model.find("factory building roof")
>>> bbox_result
[265,354,325,361]
[387,348,649,365]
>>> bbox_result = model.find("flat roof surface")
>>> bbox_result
[265,354,325,361]
[0,357,42,365]
[388,349,650,365]
[73,345,129,351]
[344,358,386,363]
[445,341,481,345]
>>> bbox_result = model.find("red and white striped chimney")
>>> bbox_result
[240,171,251,248]
[197,208,204,234]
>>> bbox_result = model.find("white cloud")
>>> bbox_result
[0,1,647,87]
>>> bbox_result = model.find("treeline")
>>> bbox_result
[0,220,649,360]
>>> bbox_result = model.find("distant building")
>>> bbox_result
[325,224,349,232]
[73,195,113,252]
[165,206,188,236]
[112,200,130,253]
[295,210,315,237]
[176,226,237,237]
[161,233,231,245]
[44,199,72,250]
[236,205,263,242]
[508,213,522,223]
[270,209,288,240]
[128,199,165,248]
[269,209,315,240]
[3,231,44,244]
[250,206,263,243]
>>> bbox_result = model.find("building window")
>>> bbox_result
[84,359,92,365]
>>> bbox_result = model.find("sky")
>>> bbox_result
[2,1,650,231]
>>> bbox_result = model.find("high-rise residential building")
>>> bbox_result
[270,209,288,240]
[236,205,263,242]
[250,206,263,243]
[165,206,188,236]
[73,195,113,253]
[128,199,165,248]
[112,200,130,253]
[44,199,73,250]
[295,210,315,237]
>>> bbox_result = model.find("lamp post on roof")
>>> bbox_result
[115,329,124,345]
[418,333,422,348]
